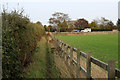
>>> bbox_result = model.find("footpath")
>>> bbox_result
[23,36,72,78]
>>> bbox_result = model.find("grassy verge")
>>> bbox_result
[23,36,59,78]
[23,37,47,78]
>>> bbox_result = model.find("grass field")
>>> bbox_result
[56,34,118,67]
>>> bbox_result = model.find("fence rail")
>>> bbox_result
[49,33,120,79]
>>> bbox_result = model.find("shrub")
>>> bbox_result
[2,9,45,78]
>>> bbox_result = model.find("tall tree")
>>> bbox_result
[93,17,110,29]
[89,21,98,29]
[58,20,68,32]
[66,20,75,32]
[49,12,70,31]
[74,18,89,29]
[106,21,114,29]
[62,20,68,32]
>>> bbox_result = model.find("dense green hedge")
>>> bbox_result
[2,10,45,78]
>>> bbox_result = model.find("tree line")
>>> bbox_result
[44,12,120,32]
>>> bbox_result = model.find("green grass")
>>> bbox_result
[56,34,118,67]
[23,37,60,78]
[24,37,47,78]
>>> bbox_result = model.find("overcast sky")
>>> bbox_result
[1,0,119,25]
[118,1,120,19]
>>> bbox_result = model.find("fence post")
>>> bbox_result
[76,48,80,78]
[59,41,62,57]
[70,45,74,75]
[64,45,66,60]
[70,45,73,66]
[108,60,115,80]
[65,45,68,65]
[86,52,91,79]
[61,43,64,58]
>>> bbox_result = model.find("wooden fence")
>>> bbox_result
[49,33,120,79]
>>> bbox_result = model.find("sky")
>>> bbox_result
[118,1,120,19]
[1,0,119,25]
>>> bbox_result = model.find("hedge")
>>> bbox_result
[91,29,112,31]
[2,10,45,78]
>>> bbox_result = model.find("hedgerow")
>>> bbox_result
[2,9,45,78]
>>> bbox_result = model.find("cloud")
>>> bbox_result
[2,0,119,3]
[119,1,120,18]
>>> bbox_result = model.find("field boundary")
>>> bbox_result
[49,33,120,79]
[53,31,118,35]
